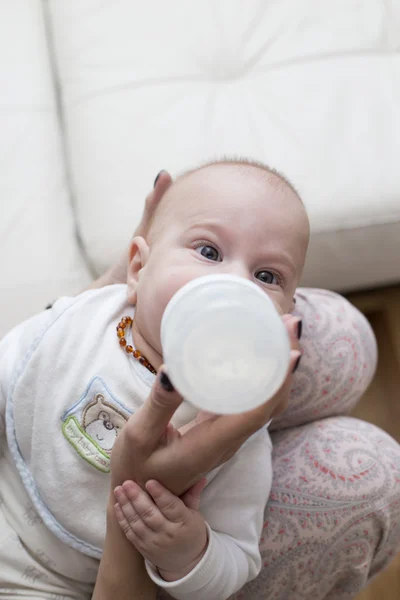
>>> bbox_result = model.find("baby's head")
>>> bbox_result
[127,159,310,368]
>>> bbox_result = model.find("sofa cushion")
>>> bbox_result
[48,0,400,291]
[0,0,91,336]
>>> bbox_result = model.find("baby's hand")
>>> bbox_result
[114,478,208,581]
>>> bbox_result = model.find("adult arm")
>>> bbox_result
[104,357,294,600]
[144,429,273,600]
[92,502,156,600]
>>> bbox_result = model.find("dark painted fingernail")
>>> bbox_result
[293,297,297,304]
[154,170,165,188]
[292,355,302,373]
[160,372,175,392]
[297,319,303,340]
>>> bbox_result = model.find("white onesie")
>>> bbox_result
[0,285,272,600]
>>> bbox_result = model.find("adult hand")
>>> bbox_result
[133,170,173,238]
[110,315,301,499]
[88,171,173,289]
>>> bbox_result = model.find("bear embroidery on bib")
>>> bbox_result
[61,377,132,473]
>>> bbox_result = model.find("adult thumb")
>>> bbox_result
[181,477,207,511]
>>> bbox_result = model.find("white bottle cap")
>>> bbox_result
[160,274,290,414]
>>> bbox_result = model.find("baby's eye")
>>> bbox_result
[195,245,222,262]
[256,270,279,285]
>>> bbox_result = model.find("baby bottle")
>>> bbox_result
[160,274,290,414]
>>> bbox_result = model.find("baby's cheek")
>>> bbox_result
[161,269,200,305]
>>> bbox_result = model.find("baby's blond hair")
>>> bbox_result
[147,157,303,241]
[178,156,301,200]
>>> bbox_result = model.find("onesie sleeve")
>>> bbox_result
[146,427,273,600]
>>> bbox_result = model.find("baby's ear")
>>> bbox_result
[126,236,149,304]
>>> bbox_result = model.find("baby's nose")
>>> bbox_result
[225,263,251,282]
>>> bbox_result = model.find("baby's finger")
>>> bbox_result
[114,502,149,548]
[114,501,139,544]
[121,480,165,532]
[146,480,186,523]
[114,486,147,539]
[114,485,139,523]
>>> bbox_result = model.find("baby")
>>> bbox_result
[0,159,309,600]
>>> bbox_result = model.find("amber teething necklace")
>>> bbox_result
[116,316,156,375]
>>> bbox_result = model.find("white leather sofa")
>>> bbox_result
[1,1,400,337]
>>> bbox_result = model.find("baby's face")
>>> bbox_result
[128,164,309,365]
